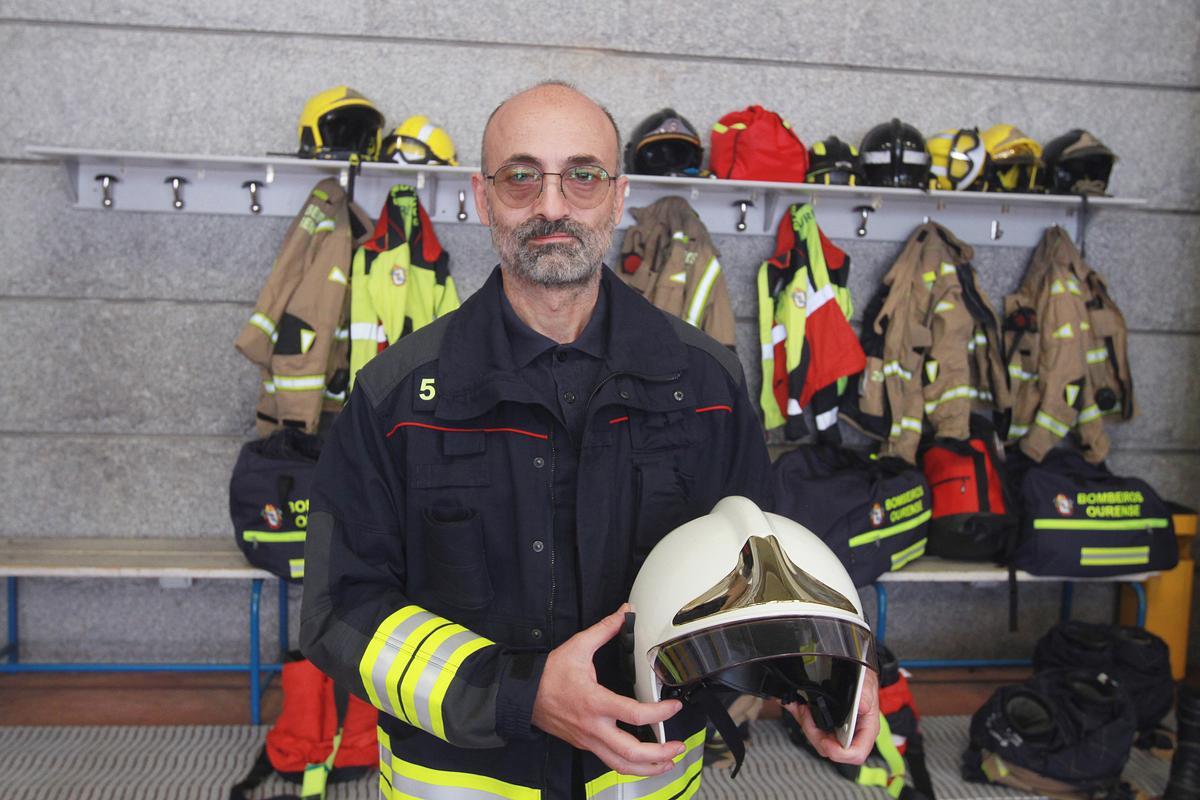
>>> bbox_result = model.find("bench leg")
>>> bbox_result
[1059,582,1074,621]
[250,579,263,725]
[1130,582,1147,628]
[279,578,289,660]
[874,583,888,645]
[2,577,16,663]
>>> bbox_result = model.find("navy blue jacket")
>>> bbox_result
[301,266,771,798]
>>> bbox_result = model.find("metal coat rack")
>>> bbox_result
[29,146,1145,248]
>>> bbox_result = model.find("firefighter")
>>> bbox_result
[300,81,879,799]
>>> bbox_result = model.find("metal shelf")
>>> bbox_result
[27,146,1146,248]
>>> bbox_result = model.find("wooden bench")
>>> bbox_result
[0,537,288,724]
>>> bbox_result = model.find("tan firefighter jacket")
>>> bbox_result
[235,178,373,435]
[857,222,1010,464]
[1003,226,1134,463]
[618,195,737,348]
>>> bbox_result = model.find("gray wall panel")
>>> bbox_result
[1104,451,1200,508]
[0,299,258,435]
[5,1,1196,87]
[0,435,241,538]
[5,24,1198,208]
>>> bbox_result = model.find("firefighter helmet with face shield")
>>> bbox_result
[296,86,385,161]
[927,128,989,191]
[628,496,877,750]
[383,115,459,166]
[980,124,1043,193]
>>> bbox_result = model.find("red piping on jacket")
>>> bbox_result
[386,421,549,440]
[608,405,732,425]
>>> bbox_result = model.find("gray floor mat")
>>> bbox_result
[0,716,1172,799]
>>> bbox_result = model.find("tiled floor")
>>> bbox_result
[0,666,1043,727]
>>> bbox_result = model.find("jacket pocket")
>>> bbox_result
[421,505,494,611]
[632,461,695,555]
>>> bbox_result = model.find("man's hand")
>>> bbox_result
[785,667,880,764]
[532,604,685,777]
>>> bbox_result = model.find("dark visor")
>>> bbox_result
[653,616,877,729]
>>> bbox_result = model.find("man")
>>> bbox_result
[301,81,878,799]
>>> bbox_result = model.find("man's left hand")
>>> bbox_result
[784,667,880,764]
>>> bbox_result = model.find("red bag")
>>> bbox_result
[232,655,378,798]
[709,105,808,182]
[920,419,1016,561]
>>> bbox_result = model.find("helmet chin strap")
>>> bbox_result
[673,681,749,779]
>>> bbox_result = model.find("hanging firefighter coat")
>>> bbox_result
[758,203,864,440]
[349,183,458,390]
[1003,226,1134,464]
[618,195,736,348]
[845,222,1010,464]
[235,178,373,436]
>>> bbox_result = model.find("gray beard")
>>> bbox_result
[489,203,614,288]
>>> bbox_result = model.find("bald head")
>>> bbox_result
[480,81,621,175]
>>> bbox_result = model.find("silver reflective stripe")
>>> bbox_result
[1086,347,1108,364]
[249,312,278,343]
[1035,410,1070,437]
[408,627,482,734]
[815,407,839,430]
[684,256,721,327]
[883,361,913,381]
[1078,404,1102,423]
[1008,364,1038,382]
[262,380,277,395]
[273,374,326,392]
[334,327,350,341]
[806,283,835,312]
[365,608,439,720]
[350,322,378,341]
[1008,423,1029,439]
[787,398,802,415]
[587,730,705,800]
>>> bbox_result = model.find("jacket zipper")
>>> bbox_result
[547,427,557,642]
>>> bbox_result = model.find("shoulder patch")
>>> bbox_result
[357,313,454,409]
[664,315,745,387]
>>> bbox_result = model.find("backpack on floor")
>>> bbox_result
[1034,621,1174,741]
[229,429,322,582]
[231,653,378,800]
[963,668,1137,799]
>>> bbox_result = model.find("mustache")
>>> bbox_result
[514,217,589,245]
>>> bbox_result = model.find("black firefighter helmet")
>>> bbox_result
[806,136,863,186]
[859,118,930,188]
[1041,129,1117,196]
[625,108,704,176]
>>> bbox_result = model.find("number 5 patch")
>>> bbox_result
[414,375,437,409]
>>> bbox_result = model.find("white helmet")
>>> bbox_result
[629,496,877,749]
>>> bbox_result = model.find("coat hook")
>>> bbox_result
[854,205,875,237]
[733,199,754,232]
[457,190,468,221]
[165,176,187,210]
[94,174,118,209]
[242,180,262,214]
[990,219,1004,241]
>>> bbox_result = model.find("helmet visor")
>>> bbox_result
[317,105,383,158]
[654,616,875,734]
[634,137,702,175]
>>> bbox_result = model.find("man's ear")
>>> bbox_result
[471,172,491,226]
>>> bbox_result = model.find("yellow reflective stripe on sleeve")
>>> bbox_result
[1086,347,1108,364]
[684,256,722,327]
[428,635,494,741]
[1035,410,1070,437]
[882,361,913,381]
[1008,423,1029,439]
[1080,546,1150,566]
[242,530,306,543]
[388,615,449,723]
[849,510,932,547]
[934,300,956,313]
[382,745,542,799]
[890,538,927,570]
[273,374,326,392]
[1034,518,1169,531]
[288,559,304,579]
[315,219,336,233]
[1078,404,1101,423]
[1008,364,1038,382]
[249,312,278,342]
[359,605,431,712]
[586,728,705,800]
[328,266,349,285]
[889,417,924,439]
[924,385,976,414]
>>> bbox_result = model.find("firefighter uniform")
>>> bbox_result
[618,196,736,348]
[853,223,1009,464]
[757,203,864,440]
[1004,226,1134,463]
[349,184,459,391]
[235,178,372,435]
[300,267,772,799]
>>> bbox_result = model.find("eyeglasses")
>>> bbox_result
[486,163,614,209]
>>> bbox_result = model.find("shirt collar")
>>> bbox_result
[499,272,609,367]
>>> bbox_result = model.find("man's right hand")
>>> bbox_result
[531,603,686,777]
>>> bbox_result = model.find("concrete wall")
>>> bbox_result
[1,2,1197,667]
